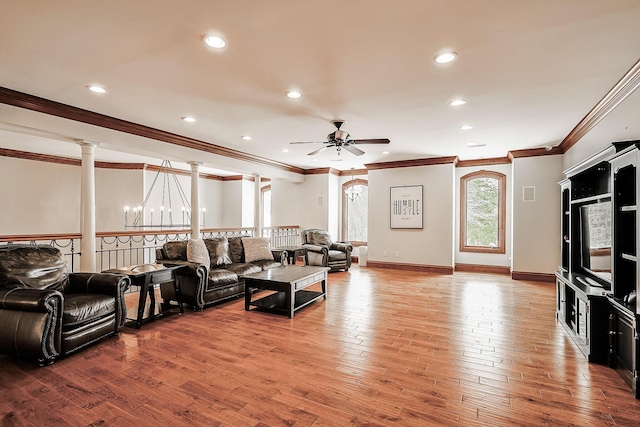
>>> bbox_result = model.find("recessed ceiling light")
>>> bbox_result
[460,125,473,130]
[449,99,467,106]
[86,85,107,94]
[241,135,252,140]
[434,52,457,64]
[312,158,318,162]
[466,142,486,148]
[382,151,390,155]
[182,116,196,123]
[282,148,289,153]
[203,35,226,49]
[287,91,302,99]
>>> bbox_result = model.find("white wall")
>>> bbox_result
[327,172,340,239]
[221,180,243,228]
[201,178,223,228]
[271,174,329,234]
[0,157,81,234]
[97,168,144,232]
[511,155,564,274]
[242,178,255,227]
[367,163,455,268]
[455,163,512,268]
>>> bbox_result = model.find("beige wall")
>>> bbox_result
[367,163,455,268]
[511,155,564,274]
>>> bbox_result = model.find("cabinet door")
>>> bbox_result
[556,280,565,318]
[577,298,588,345]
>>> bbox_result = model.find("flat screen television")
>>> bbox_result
[578,199,612,283]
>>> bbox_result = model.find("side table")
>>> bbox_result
[272,245,308,265]
[104,264,184,328]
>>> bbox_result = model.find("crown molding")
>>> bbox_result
[456,156,512,168]
[304,168,331,175]
[365,156,458,170]
[0,86,306,175]
[0,147,225,180]
[339,168,368,176]
[558,57,640,153]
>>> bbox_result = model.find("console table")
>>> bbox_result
[104,264,184,328]
[243,265,329,318]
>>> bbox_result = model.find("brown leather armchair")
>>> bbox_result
[0,245,130,365]
[301,229,352,272]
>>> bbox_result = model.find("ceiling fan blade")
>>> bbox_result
[307,146,330,156]
[290,141,323,144]
[351,138,390,144]
[343,145,365,156]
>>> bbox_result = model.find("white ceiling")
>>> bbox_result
[1,0,640,175]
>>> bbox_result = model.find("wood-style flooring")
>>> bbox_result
[2,266,640,426]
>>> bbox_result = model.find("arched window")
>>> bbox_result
[460,171,506,253]
[342,179,368,243]
[261,185,271,227]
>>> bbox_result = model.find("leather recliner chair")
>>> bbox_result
[0,245,130,365]
[301,229,352,272]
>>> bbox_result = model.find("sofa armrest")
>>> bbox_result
[331,242,353,253]
[302,244,328,254]
[0,287,63,312]
[68,273,130,296]
[155,259,207,309]
[0,287,63,364]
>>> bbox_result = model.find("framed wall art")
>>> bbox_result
[390,185,423,229]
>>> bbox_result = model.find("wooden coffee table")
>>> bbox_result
[243,265,329,318]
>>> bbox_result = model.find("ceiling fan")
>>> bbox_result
[290,120,390,156]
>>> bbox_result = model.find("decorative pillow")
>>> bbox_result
[241,237,274,263]
[309,230,332,246]
[187,239,210,269]
[204,238,232,265]
[164,241,188,261]
[228,237,245,263]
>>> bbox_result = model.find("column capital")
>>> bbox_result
[76,139,100,149]
[187,161,203,167]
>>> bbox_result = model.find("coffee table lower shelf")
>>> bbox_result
[249,290,324,315]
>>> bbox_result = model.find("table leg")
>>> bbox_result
[322,277,327,300]
[288,284,294,318]
[173,275,184,314]
[245,284,252,311]
[136,274,151,329]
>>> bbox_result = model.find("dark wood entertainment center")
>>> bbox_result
[557,140,639,398]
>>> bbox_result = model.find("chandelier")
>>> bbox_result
[123,160,205,229]
[344,168,362,202]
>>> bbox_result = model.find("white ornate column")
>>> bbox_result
[188,161,202,238]
[78,140,98,272]
[254,174,262,238]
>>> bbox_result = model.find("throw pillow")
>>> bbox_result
[241,237,274,263]
[228,237,245,263]
[204,238,232,265]
[187,239,210,269]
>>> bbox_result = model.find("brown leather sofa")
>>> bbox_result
[0,245,130,366]
[155,237,285,311]
[301,229,353,272]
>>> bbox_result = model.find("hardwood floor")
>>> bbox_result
[2,267,640,426]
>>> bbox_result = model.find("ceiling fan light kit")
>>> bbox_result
[291,119,390,157]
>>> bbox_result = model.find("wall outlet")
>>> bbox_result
[396,251,400,257]
[383,251,388,257]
